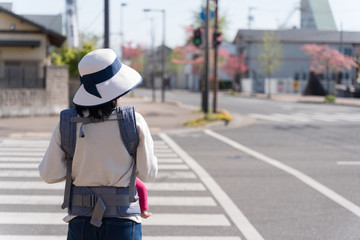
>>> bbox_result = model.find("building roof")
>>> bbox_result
[0,7,65,47]
[234,29,360,45]
[22,14,63,34]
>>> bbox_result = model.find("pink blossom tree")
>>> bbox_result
[301,44,358,95]
[121,42,145,74]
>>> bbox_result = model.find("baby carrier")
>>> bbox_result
[59,106,140,227]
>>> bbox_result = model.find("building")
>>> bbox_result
[234,29,360,94]
[0,6,67,117]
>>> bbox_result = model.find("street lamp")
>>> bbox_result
[120,3,127,61]
[143,8,166,102]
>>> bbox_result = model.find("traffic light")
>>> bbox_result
[213,31,222,48]
[193,28,202,47]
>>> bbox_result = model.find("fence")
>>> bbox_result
[0,66,45,89]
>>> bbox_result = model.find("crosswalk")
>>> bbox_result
[0,135,242,239]
[248,112,360,124]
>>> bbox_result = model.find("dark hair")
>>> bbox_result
[75,100,117,119]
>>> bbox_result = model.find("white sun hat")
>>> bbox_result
[73,48,142,107]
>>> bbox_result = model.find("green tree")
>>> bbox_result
[51,42,96,77]
[258,31,282,98]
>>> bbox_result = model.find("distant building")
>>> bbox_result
[0,6,68,117]
[234,29,360,94]
[300,0,337,31]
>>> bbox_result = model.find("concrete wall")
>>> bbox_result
[0,66,69,118]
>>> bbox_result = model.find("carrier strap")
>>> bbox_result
[60,106,140,227]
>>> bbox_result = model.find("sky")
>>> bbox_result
[3,0,360,52]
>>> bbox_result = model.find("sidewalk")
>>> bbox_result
[237,92,360,107]
[0,95,203,138]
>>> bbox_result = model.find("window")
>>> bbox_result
[344,48,353,56]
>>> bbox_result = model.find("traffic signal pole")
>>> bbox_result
[213,0,219,113]
[203,0,210,113]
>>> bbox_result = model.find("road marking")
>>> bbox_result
[157,158,183,163]
[0,195,216,206]
[156,153,178,158]
[0,163,39,169]
[144,237,241,240]
[0,212,229,226]
[142,214,230,226]
[0,195,62,205]
[0,170,39,177]
[204,129,360,218]
[147,182,206,191]
[0,152,44,157]
[159,133,264,240]
[157,171,197,179]
[0,236,241,240]
[337,161,360,166]
[155,149,174,153]
[0,236,66,240]
[0,181,64,190]
[0,147,46,152]
[0,212,65,225]
[158,164,189,170]
[0,157,41,162]
[149,196,217,206]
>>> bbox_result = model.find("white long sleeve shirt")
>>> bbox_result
[38,110,158,223]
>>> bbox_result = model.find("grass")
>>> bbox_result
[184,110,233,127]
[324,95,336,103]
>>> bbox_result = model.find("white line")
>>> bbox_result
[204,129,360,218]
[0,170,39,177]
[157,171,197,179]
[0,236,241,240]
[156,153,178,158]
[157,158,183,163]
[0,181,64,190]
[0,163,39,169]
[155,149,173,153]
[272,114,311,123]
[0,157,41,162]
[159,133,264,240]
[248,114,288,122]
[0,148,46,152]
[146,182,206,191]
[0,152,44,157]
[0,195,62,205]
[143,237,241,240]
[0,236,66,240]
[158,164,189,170]
[0,212,229,226]
[337,161,360,166]
[0,212,65,225]
[142,214,230,226]
[149,196,217,206]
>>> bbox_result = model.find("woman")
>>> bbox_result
[39,48,158,240]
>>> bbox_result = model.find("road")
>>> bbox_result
[135,89,360,239]
[0,88,359,239]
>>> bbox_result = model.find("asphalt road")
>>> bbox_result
[136,89,360,239]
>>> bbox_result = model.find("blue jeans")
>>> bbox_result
[67,216,142,240]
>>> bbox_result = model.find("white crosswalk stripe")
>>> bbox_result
[0,136,241,239]
[249,112,360,124]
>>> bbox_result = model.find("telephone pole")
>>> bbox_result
[104,0,110,48]
[213,0,219,113]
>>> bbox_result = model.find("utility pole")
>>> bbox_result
[104,0,110,48]
[203,0,210,113]
[120,3,127,60]
[213,0,219,113]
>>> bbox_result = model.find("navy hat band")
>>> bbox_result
[80,58,122,98]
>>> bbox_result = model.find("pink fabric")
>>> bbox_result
[136,178,148,212]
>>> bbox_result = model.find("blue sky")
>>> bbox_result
[4,0,360,51]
